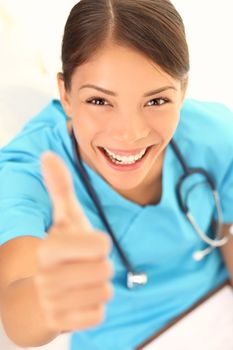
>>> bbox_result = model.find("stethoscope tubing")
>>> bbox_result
[71,129,136,274]
[70,130,232,286]
[170,139,226,246]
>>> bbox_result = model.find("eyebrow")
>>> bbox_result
[79,84,177,97]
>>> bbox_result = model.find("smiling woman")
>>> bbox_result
[57,41,186,205]
[0,1,233,350]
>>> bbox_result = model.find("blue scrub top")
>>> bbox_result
[0,99,233,350]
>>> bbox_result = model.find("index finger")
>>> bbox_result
[40,151,92,231]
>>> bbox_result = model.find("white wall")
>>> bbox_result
[174,0,233,109]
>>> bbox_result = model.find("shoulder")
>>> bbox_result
[0,99,69,160]
[0,100,71,244]
[0,99,71,204]
[177,98,233,148]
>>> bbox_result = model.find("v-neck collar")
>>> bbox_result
[83,144,172,210]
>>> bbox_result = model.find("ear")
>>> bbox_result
[57,73,72,118]
[180,75,189,103]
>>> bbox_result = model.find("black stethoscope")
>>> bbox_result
[71,129,233,289]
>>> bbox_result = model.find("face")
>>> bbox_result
[58,43,188,194]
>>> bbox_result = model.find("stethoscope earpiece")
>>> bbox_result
[193,224,233,262]
[193,246,215,261]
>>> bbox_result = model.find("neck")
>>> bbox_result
[114,151,164,206]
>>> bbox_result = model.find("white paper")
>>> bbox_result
[142,285,233,350]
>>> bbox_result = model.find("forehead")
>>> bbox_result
[72,44,180,90]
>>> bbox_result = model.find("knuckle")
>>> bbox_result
[68,306,105,331]
[44,313,57,331]
[34,274,50,294]
[100,260,112,279]
[102,283,114,301]
[38,294,55,319]
[44,308,64,332]
[43,299,69,325]
[54,217,70,229]
[35,272,59,297]
[97,232,112,253]
[36,237,59,268]
[94,304,105,324]
[44,305,106,332]
[34,274,43,289]
[36,244,49,265]
[35,278,60,311]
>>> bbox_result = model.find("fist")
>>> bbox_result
[34,152,114,333]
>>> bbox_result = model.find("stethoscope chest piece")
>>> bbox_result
[127,272,148,289]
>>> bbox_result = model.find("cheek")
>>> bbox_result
[149,109,180,138]
[73,105,108,130]
[72,112,104,146]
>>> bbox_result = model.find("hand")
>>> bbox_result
[34,152,114,333]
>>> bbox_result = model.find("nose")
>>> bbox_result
[108,112,150,143]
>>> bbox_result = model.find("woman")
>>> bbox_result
[0,1,233,349]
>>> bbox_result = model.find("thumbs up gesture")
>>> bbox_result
[35,152,114,333]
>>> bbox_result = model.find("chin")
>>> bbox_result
[103,172,148,192]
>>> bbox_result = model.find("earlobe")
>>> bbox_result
[57,73,72,118]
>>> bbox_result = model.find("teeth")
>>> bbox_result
[104,148,147,163]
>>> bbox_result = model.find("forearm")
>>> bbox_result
[0,276,60,347]
[220,245,233,287]
[218,223,233,288]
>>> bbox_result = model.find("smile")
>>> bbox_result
[103,147,147,164]
[98,145,155,171]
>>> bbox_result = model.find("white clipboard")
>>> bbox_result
[136,280,233,350]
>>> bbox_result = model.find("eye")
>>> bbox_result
[146,97,169,107]
[85,96,170,107]
[86,97,109,106]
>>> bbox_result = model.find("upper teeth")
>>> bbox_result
[103,147,147,162]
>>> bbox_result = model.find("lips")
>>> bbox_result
[98,145,152,163]
[97,145,154,171]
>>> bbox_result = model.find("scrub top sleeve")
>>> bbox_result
[0,156,51,245]
[214,158,233,223]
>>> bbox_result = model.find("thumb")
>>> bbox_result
[40,151,91,231]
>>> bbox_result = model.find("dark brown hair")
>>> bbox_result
[61,0,190,91]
